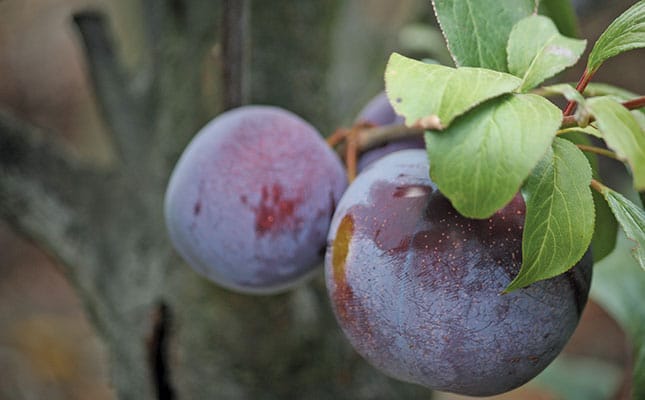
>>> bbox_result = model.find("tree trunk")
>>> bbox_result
[0,1,430,398]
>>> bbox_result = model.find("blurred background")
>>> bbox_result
[0,0,642,399]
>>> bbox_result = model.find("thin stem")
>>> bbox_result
[345,130,358,183]
[622,96,645,111]
[356,124,424,150]
[326,128,352,148]
[563,68,596,116]
[576,144,620,160]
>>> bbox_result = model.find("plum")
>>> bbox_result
[165,105,347,294]
[325,149,592,396]
[355,92,424,172]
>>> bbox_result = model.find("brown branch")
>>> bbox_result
[622,96,645,111]
[356,124,425,150]
[345,130,357,182]
[331,123,425,157]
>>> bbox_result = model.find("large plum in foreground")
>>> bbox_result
[165,106,347,294]
[325,149,592,396]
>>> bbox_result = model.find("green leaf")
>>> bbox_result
[599,185,645,270]
[585,96,645,190]
[591,190,619,261]
[587,0,645,73]
[538,0,580,38]
[508,15,586,92]
[584,82,643,101]
[560,132,618,262]
[431,0,535,71]
[425,93,561,219]
[559,126,602,138]
[591,233,645,398]
[505,138,594,291]
[384,53,522,129]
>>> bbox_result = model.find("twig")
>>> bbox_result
[346,130,358,182]
[326,128,352,148]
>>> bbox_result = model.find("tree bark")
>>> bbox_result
[0,1,430,399]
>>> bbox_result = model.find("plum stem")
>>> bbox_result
[346,128,358,182]
[326,127,352,147]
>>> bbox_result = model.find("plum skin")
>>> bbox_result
[325,149,592,396]
[165,105,347,294]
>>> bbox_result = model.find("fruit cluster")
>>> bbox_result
[164,94,592,396]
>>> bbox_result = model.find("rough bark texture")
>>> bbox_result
[0,1,431,399]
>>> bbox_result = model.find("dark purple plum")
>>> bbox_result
[165,105,347,294]
[325,149,592,396]
[355,92,424,172]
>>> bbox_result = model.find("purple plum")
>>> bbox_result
[325,149,592,396]
[165,105,347,294]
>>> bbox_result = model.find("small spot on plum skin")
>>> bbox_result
[193,201,202,216]
[248,183,303,236]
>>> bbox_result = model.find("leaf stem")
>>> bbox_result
[622,96,645,111]
[563,68,596,116]
[326,128,351,147]
[576,144,620,160]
